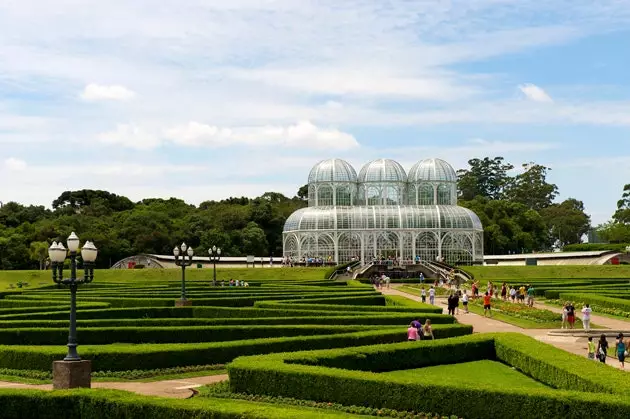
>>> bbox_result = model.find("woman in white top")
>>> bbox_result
[462,291,469,314]
[581,304,592,331]
[561,303,569,329]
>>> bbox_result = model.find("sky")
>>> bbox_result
[1,1,629,225]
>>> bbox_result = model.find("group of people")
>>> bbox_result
[588,333,628,369]
[560,302,593,331]
[407,319,434,341]
[369,274,391,289]
[220,279,249,287]
[469,281,536,307]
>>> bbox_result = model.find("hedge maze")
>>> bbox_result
[0,279,469,373]
[229,332,630,418]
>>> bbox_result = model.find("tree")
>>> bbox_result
[53,190,134,213]
[296,184,309,200]
[241,222,268,256]
[614,184,630,224]
[457,157,514,201]
[29,241,49,270]
[504,163,558,211]
[540,198,591,246]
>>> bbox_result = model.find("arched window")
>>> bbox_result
[317,185,333,206]
[437,184,452,205]
[335,185,353,206]
[419,184,434,205]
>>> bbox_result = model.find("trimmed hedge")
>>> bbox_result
[0,325,376,345]
[0,313,454,329]
[557,292,630,313]
[0,389,360,418]
[254,301,444,314]
[228,333,630,418]
[0,325,471,371]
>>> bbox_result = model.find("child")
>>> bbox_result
[587,336,596,360]
[561,303,568,329]
[421,287,427,303]
[423,319,434,340]
[462,290,469,314]
[407,322,419,341]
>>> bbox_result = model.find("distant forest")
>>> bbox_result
[1,156,627,270]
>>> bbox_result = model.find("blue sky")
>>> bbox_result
[0,1,629,225]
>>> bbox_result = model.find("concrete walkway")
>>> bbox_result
[0,374,228,398]
[381,286,630,369]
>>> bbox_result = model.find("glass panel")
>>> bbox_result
[318,185,333,206]
[419,184,434,205]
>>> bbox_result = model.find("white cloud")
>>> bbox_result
[80,84,136,101]
[98,124,161,150]
[518,83,554,103]
[165,120,359,150]
[3,157,27,171]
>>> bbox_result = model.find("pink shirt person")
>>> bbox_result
[407,326,419,341]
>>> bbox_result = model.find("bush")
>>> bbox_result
[228,333,630,419]
[0,389,363,418]
[0,325,471,371]
[254,301,444,315]
[562,243,630,252]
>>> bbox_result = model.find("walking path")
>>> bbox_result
[0,374,228,398]
[381,286,630,368]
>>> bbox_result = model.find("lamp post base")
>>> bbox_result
[52,360,91,389]
[175,299,193,307]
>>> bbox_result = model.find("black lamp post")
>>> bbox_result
[48,232,97,362]
[174,242,194,303]
[208,245,221,286]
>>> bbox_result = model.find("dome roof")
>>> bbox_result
[358,159,407,183]
[408,158,457,183]
[308,158,357,184]
[284,205,483,232]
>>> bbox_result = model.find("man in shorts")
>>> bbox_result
[483,292,492,318]
[526,285,535,307]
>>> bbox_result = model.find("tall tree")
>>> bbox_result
[540,198,591,246]
[614,184,630,224]
[29,241,50,270]
[504,163,558,211]
[457,157,514,201]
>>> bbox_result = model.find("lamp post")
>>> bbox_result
[208,245,221,286]
[174,242,194,306]
[48,232,97,389]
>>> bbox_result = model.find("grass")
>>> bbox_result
[94,368,227,383]
[380,360,549,389]
[0,267,330,289]
[462,265,630,281]
[397,285,451,297]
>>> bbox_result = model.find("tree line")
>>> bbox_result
[1,156,625,270]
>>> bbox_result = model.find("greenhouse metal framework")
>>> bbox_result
[283,158,484,265]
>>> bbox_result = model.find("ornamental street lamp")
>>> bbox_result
[174,242,194,305]
[48,233,98,362]
[208,245,221,286]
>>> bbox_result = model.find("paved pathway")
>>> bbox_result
[0,374,228,398]
[381,286,630,369]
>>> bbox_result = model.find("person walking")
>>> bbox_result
[587,336,596,360]
[561,303,569,329]
[526,285,535,307]
[483,292,492,318]
[509,286,516,303]
[429,286,435,305]
[597,334,609,364]
[462,290,469,314]
[581,304,592,332]
[447,292,455,316]
[420,287,427,303]
[423,319,434,340]
[617,333,626,369]
[407,322,419,341]
[501,282,507,301]
[566,302,576,329]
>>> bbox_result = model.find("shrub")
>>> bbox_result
[254,301,444,315]
[0,325,471,371]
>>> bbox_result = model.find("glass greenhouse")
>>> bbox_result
[283,158,484,265]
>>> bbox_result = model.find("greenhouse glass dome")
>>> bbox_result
[283,158,484,265]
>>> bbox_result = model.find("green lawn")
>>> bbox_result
[462,265,630,281]
[380,360,548,389]
[0,267,329,289]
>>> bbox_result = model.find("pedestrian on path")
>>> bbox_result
[501,282,507,301]
[462,290,469,313]
[483,292,492,318]
[429,286,435,305]
[566,302,576,329]
[526,285,535,307]
[617,333,626,369]
[587,337,596,360]
[421,287,427,303]
[581,304,592,332]
[597,334,609,364]
[561,303,569,329]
